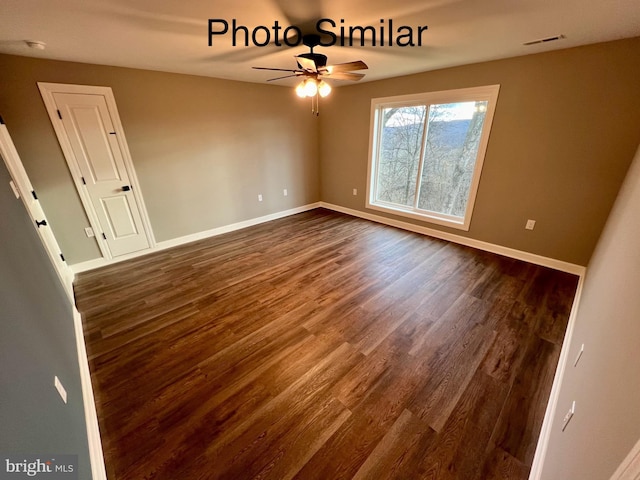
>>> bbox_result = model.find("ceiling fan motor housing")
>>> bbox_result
[297,53,328,69]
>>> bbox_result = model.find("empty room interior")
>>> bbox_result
[1,1,640,479]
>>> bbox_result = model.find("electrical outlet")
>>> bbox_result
[283,189,288,196]
[353,188,358,196]
[525,219,536,230]
[84,227,94,237]
[258,194,263,202]
[561,401,575,431]
[54,376,68,404]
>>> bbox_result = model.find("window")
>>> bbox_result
[366,85,500,230]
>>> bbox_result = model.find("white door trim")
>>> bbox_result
[37,82,155,259]
[0,121,74,299]
[611,437,640,480]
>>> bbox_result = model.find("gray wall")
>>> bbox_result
[540,143,640,479]
[319,37,640,266]
[0,54,320,265]
[0,157,90,478]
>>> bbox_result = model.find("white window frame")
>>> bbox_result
[366,85,500,231]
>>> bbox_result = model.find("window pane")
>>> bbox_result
[418,101,488,217]
[375,106,426,207]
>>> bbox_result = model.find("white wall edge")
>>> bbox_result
[71,202,321,273]
[72,305,107,480]
[528,273,585,480]
[320,202,586,276]
[609,436,640,480]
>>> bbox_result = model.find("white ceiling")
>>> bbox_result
[1,0,639,86]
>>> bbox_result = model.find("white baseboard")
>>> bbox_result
[528,274,585,480]
[155,202,321,250]
[71,202,321,273]
[320,202,586,276]
[73,201,585,276]
[319,202,588,480]
[72,306,107,480]
[69,200,587,479]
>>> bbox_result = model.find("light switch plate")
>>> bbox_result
[561,401,575,431]
[574,344,584,367]
[54,376,68,404]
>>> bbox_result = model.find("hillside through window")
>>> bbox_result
[367,85,500,230]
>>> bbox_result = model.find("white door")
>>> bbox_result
[0,121,74,300]
[38,83,154,259]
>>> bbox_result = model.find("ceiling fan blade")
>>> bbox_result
[295,56,317,73]
[252,67,300,73]
[321,72,366,81]
[267,74,302,82]
[322,61,368,73]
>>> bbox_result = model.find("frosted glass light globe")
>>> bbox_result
[303,79,318,97]
[318,80,332,98]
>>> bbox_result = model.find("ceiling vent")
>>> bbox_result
[523,34,565,46]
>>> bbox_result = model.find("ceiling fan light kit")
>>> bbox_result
[295,78,331,98]
[254,34,366,115]
[317,80,332,97]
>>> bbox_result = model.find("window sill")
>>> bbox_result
[366,201,471,231]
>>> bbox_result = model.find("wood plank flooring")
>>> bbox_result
[74,208,579,480]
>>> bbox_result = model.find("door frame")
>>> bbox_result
[0,119,74,300]
[38,82,155,259]
[610,437,640,480]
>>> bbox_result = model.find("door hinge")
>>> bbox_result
[31,190,38,200]
[60,253,66,262]
[57,109,62,120]
[102,233,107,240]
[35,219,48,228]
[109,131,116,135]
[81,177,86,185]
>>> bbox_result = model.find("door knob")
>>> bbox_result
[122,185,131,191]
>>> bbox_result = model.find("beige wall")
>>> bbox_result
[319,37,640,266]
[0,54,319,264]
[540,143,640,479]
[2,38,639,267]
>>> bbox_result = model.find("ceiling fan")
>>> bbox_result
[252,34,368,115]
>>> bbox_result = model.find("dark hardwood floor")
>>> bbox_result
[74,209,579,480]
